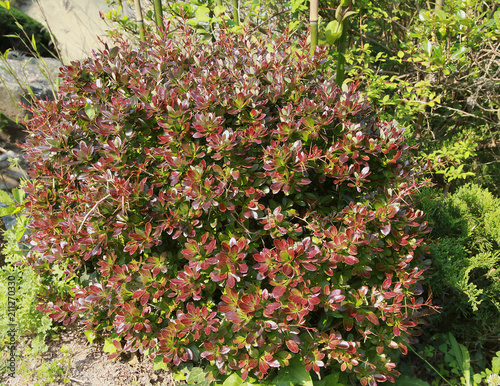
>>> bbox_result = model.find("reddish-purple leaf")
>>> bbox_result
[380,224,391,236]
[272,285,287,299]
[286,340,299,353]
[344,255,359,265]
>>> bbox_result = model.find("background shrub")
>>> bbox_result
[0,6,57,57]
[23,27,432,384]
[419,184,500,350]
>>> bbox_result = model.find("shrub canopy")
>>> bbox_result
[23,27,431,385]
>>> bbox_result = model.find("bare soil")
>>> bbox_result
[2,326,179,386]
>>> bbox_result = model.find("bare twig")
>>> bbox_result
[69,378,87,384]
[78,194,111,233]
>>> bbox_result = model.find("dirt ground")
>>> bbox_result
[1,325,179,386]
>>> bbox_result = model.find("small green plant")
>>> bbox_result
[14,343,73,385]
[424,138,478,196]
[477,352,500,386]
[0,186,54,350]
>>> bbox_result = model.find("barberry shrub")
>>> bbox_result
[23,26,431,385]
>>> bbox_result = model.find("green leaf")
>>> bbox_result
[187,367,210,385]
[84,103,96,120]
[0,1,10,10]
[84,330,96,344]
[12,188,24,204]
[455,10,466,20]
[473,373,483,384]
[0,207,11,216]
[435,9,447,20]
[103,338,117,354]
[291,0,306,13]
[397,51,404,59]
[31,34,37,52]
[222,373,246,386]
[325,20,343,45]
[270,357,313,386]
[448,332,471,386]
[314,373,340,386]
[195,5,211,22]
[341,10,357,21]
[422,40,432,57]
[288,20,301,31]
[431,45,445,65]
[492,354,500,373]
[214,5,226,17]
[0,190,15,206]
[450,46,468,61]
[153,355,170,371]
[495,10,500,28]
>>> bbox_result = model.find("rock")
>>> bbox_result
[0,51,61,121]
[17,0,113,62]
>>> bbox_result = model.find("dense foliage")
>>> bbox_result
[419,184,500,348]
[23,26,432,384]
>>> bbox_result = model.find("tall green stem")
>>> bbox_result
[310,0,318,55]
[153,0,163,29]
[335,0,349,87]
[335,28,349,87]
[232,0,239,25]
[134,0,145,42]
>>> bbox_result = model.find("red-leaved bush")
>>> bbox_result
[23,26,432,385]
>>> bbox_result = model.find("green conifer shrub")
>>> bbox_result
[420,184,500,349]
[22,27,432,385]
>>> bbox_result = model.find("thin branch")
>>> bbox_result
[434,104,496,124]
[249,9,292,33]
[78,194,111,233]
